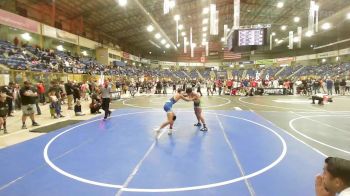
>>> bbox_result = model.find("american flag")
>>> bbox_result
[223,50,241,60]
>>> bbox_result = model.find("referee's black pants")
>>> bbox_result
[102,98,110,118]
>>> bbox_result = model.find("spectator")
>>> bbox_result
[74,100,85,116]
[65,80,74,110]
[315,157,350,196]
[0,93,9,133]
[37,81,46,104]
[48,90,64,118]
[19,81,40,129]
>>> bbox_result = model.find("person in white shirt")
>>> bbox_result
[315,157,350,196]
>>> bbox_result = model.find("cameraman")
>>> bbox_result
[20,81,40,129]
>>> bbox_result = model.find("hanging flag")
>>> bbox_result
[308,0,315,33]
[297,27,302,48]
[234,0,240,29]
[210,4,218,35]
[289,31,294,50]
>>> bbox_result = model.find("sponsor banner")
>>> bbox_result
[43,25,78,44]
[317,51,338,58]
[295,55,309,61]
[239,61,254,65]
[263,88,287,95]
[122,52,130,59]
[129,54,140,62]
[308,54,317,60]
[189,62,203,66]
[79,36,101,49]
[255,59,275,65]
[0,9,40,33]
[159,61,176,66]
[141,58,151,64]
[276,57,295,62]
[178,62,189,66]
[150,60,159,64]
[339,48,350,56]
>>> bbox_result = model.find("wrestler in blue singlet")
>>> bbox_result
[163,97,177,112]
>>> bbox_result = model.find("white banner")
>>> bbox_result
[317,51,338,58]
[339,48,350,55]
[308,0,315,33]
[184,36,187,53]
[234,0,240,29]
[289,31,294,50]
[297,27,302,48]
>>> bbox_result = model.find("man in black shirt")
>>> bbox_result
[20,81,40,129]
[64,80,74,110]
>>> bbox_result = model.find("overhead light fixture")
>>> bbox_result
[165,44,170,48]
[203,7,209,14]
[160,39,166,44]
[21,33,32,41]
[155,33,161,39]
[176,43,180,47]
[163,51,166,54]
[322,58,326,63]
[305,31,314,37]
[281,25,287,31]
[202,18,208,24]
[321,22,331,30]
[294,16,300,23]
[147,25,154,32]
[203,33,207,37]
[277,2,284,8]
[347,13,350,20]
[178,24,184,30]
[275,38,279,42]
[202,26,208,31]
[336,56,340,61]
[271,32,276,36]
[81,51,88,56]
[221,37,225,42]
[118,0,127,7]
[149,51,152,54]
[174,14,180,21]
[181,32,186,36]
[56,45,64,51]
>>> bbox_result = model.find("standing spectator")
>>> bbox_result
[0,93,9,133]
[20,81,40,129]
[101,81,112,120]
[13,36,19,47]
[2,82,15,117]
[334,78,340,95]
[340,79,346,96]
[37,81,46,104]
[72,82,81,103]
[326,78,334,95]
[346,78,350,95]
[65,80,74,110]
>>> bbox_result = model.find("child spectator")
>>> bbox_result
[48,90,64,118]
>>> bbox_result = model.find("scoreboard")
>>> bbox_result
[238,29,266,46]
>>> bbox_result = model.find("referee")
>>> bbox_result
[101,81,112,120]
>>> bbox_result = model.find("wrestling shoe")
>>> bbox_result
[194,123,202,127]
[200,127,208,132]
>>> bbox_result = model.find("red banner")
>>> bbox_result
[123,52,130,59]
[0,9,40,33]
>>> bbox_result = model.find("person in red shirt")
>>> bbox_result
[37,81,46,104]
